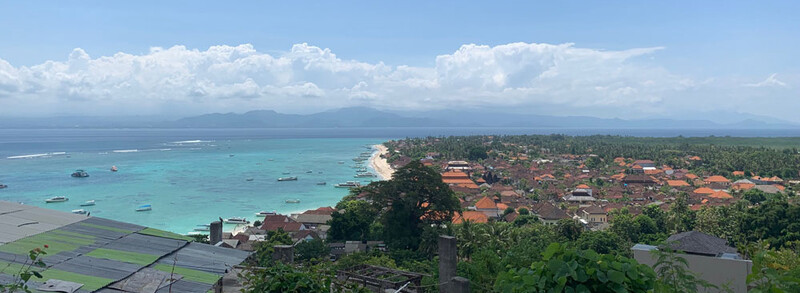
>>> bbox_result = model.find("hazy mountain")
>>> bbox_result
[0,107,796,129]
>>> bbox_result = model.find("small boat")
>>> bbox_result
[305,170,313,173]
[246,178,254,181]
[224,217,249,224]
[255,211,276,217]
[337,161,345,164]
[355,172,377,178]
[46,196,69,203]
[71,209,87,215]
[281,172,291,175]
[71,169,89,178]
[285,199,301,203]
[334,181,362,189]
[355,168,367,172]
[193,225,210,231]
[318,171,323,174]
[229,154,235,157]
[278,177,298,181]
[0,184,7,189]
[316,182,327,185]
[110,166,118,172]
[135,204,152,212]
[80,200,96,206]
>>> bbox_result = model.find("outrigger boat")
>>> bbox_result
[135,204,152,212]
[71,209,87,215]
[71,169,89,178]
[285,199,301,203]
[334,181,362,189]
[255,211,276,217]
[224,217,249,224]
[278,177,298,181]
[80,200,96,206]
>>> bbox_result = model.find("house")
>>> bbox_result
[632,231,751,293]
[445,161,471,171]
[260,214,307,233]
[442,171,479,189]
[474,196,500,218]
[532,202,571,225]
[704,175,731,186]
[633,160,656,169]
[732,171,745,177]
[563,185,596,203]
[578,205,607,224]
[692,187,715,195]
[708,191,733,199]
[754,185,782,194]
[622,174,657,185]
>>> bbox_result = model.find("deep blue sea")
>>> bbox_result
[1,127,798,234]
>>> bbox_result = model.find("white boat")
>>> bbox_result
[80,200,96,206]
[255,211,276,217]
[334,181,362,189]
[337,161,345,164]
[71,209,87,215]
[305,170,313,173]
[285,199,301,203]
[277,176,298,181]
[46,196,69,203]
[194,225,210,231]
[0,184,7,189]
[355,172,377,178]
[224,217,249,224]
[135,204,152,212]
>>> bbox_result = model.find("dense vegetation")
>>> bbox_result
[240,156,800,292]
[391,135,800,178]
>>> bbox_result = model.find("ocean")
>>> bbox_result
[1,127,798,234]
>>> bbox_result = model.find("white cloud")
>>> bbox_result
[744,73,787,88]
[0,42,793,120]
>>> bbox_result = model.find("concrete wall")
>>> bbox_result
[633,247,752,293]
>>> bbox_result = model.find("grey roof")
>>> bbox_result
[534,203,571,220]
[754,185,781,194]
[665,231,737,256]
[0,201,87,244]
[0,201,251,292]
[293,213,332,224]
[733,179,754,184]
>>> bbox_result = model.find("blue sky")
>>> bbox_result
[0,1,797,121]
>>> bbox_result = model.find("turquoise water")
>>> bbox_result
[0,138,383,234]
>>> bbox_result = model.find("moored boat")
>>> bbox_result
[285,199,301,203]
[337,161,345,164]
[334,181,362,189]
[355,172,377,178]
[71,169,89,178]
[135,204,152,212]
[0,184,7,189]
[110,166,118,172]
[194,225,210,231]
[277,176,298,181]
[46,196,68,203]
[71,209,87,215]
[80,200,96,206]
[316,182,327,185]
[224,217,249,224]
[246,178,254,181]
[255,211,276,217]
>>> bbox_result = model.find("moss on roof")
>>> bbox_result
[79,222,134,234]
[85,248,160,266]
[38,269,114,291]
[138,227,194,242]
[152,264,220,284]
[0,230,94,255]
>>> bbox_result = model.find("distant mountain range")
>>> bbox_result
[1,107,797,129]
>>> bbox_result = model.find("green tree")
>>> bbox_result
[365,161,461,250]
[555,218,583,241]
[295,239,330,262]
[495,243,656,292]
[667,193,695,234]
[651,247,720,293]
[327,200,378,241]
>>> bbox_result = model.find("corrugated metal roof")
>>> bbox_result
[0,201,250,292]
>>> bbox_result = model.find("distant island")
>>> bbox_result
[1,107,797,129]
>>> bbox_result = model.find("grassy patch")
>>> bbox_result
[138,227,194,242]
[152,263,220,284]
[85,248,159,266]
[38,269,114,291]
[79,222,133,234]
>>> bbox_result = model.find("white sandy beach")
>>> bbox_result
[370,144,395,180]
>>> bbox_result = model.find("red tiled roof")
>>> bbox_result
[732,171,745,176]
[732,183,755,190]
[709,191,733,199]
[705,176,730,183]
[693,187,715,194]
[452,211,488,223]
[685,174,699,180]
[667,180,690,187]
[475,196,497,209]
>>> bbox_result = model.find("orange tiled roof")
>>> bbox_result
[645,169,663,175]
[705,175,730,183]
[709,190,733,199]
[732,171,745,176]
[497,203,509,210]
[667,180,690,187]
[689,156,702,161]
[442,171,470,179]
[452,211,489,224]
[475,196,497,209]
[693,187,715,194]
[576,184,591,189]
[775,185,786,191]
[685,174,699,179]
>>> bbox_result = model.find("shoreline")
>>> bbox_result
[369,144,394,180]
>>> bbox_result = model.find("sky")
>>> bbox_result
[0,1,798,122]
